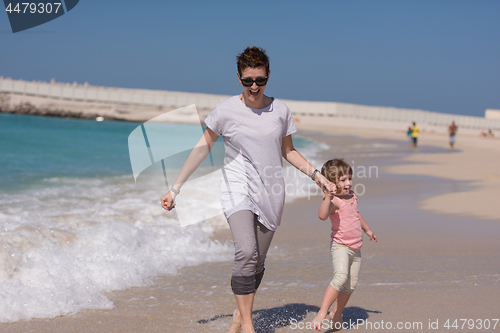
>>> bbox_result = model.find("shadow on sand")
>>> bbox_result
[197,304,381,332]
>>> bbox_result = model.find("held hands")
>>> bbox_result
[321,179,341,201]
[160,191,176,211]
[315,173,336,196]
[322,185,334,201]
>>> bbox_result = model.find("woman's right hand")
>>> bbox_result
[161,191,176,211]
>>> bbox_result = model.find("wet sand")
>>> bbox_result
[1,127,499,333]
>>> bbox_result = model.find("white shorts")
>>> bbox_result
[330,241,362,295]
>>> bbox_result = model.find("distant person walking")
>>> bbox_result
[407,127,413,147]
[411,122,419,148]
[448,121,458,148]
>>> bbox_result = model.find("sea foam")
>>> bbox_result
[0,176,232,322]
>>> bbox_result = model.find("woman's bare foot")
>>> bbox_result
[227,309,241,333]
[328,311,343,331]
[240,322,256,333]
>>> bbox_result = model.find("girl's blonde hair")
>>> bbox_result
[321,159,353,193]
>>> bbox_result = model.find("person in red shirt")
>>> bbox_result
[449,121,458,148]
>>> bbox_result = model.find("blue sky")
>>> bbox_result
[1,0,499,117]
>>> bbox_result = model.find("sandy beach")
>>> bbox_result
[1,123,499,333]
[297,122,500,221]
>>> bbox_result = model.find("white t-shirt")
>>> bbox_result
[204,96,297,231]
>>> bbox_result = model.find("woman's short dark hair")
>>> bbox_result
[236,46,270,76]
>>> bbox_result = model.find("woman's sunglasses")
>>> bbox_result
[240,77,268,87]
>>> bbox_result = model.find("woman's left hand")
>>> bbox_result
[161,191,176,211]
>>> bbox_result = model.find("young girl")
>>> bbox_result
[311,158,377,331]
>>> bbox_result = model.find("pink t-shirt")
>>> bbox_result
[329,191,363,250]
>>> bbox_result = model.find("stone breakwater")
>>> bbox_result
[1,77,499,135]
[0,91,212,124]
[0,77,220,123]
[0,100,106,120]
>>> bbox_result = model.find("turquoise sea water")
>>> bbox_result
[0,114,137,190]
[0,113,316,191]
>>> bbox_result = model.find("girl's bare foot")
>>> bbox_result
[311,312,326,331]
[227,309,241,333]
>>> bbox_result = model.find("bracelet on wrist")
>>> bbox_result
[311,169,319,181]
[170,187,180,195]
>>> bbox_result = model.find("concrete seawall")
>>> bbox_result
[1,77,499,136]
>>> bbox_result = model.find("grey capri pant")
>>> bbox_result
[228,210,275,295]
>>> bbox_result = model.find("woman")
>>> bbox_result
[161,46,333,333]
